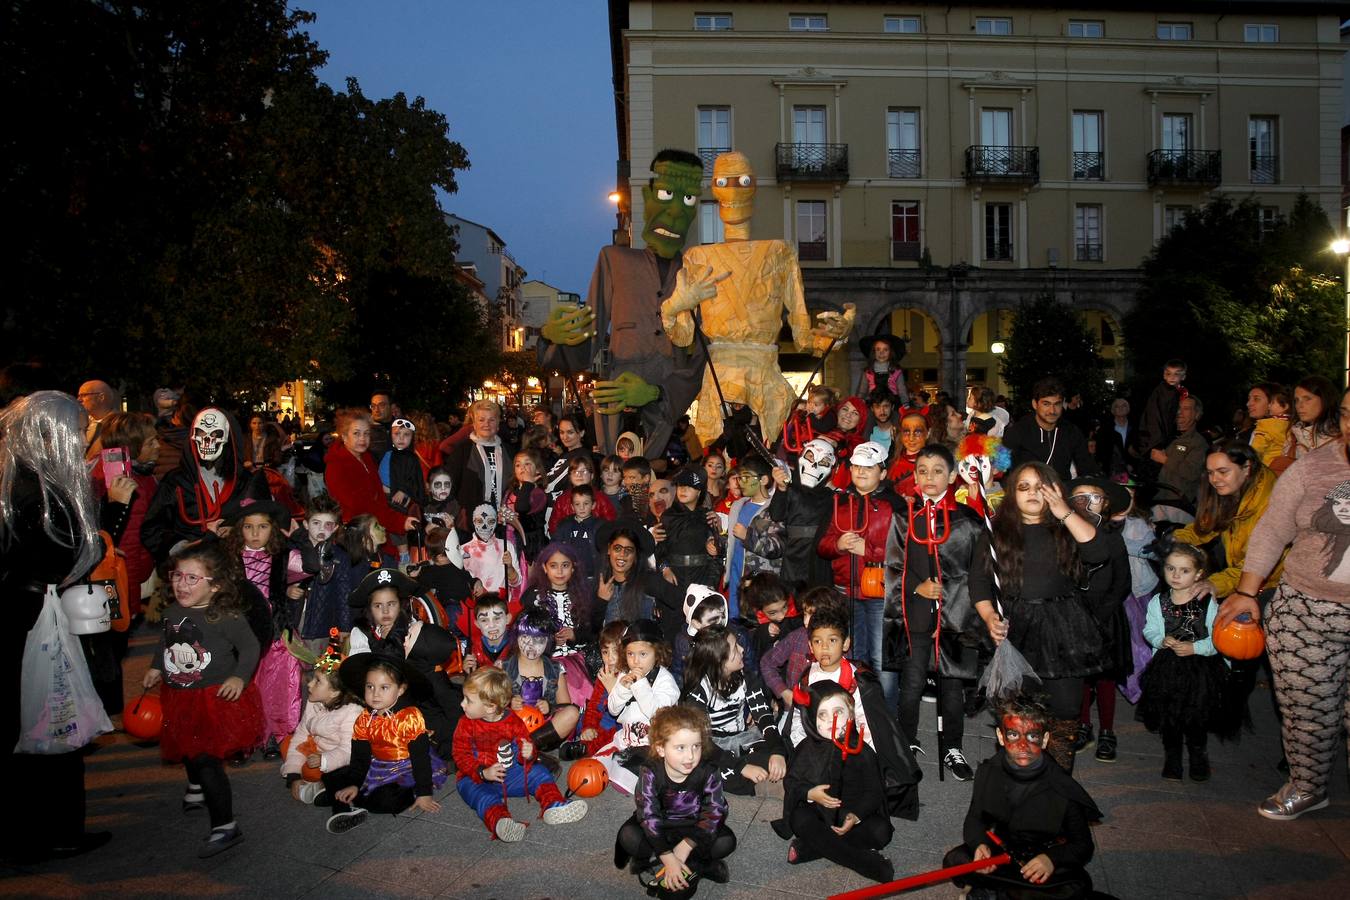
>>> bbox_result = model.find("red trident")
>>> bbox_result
[834,492,872,602]
[781,411,815,454]
[828,712,866,826]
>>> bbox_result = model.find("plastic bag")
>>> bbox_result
[16,587,113,754]
[978,635,1042,702]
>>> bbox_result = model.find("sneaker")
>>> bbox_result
[326,808,368,834]
[297,781,326,805]
[1070,723,1094,753]
[542,799,589,825]
[1162,751,1183,782]
[942,749,974,782]
[495,817,527,842]
[1095,730,1118,763]
[182,784,205,814]
[703,859,729,884]
[262,736,281,760]
[1189,748,1211,783]
[198,824,243,858]
[559,741,586,762]
[1259,783,1329,821]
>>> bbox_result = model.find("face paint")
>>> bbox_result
[517,634,548,661]
[998,714,1047,767]
[472,504,496,542]
[711,151,755,228]
[191,409,230,462]
[429,476,452,502]
[641,158,702,259]
[476,605,508,643]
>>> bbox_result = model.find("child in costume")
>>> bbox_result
[614,705,736,898]
[598,618,681,794]
[718,457,784,618]
[548,455,617,536]
[767,438,837,592]
[600,454,628,512]
[563,620,627,760]
[1138,544,1236,782]
[503,448,549,564]
[658,467,720,593]
[408,524,478,639]
[144,540,264,858]
[323,652,448,833]
[954,432,1011,519]
[885,412,932,495]
[781,682,894,884]
[221,488,305,759]
[551,483,602,578]
[521,540,601,710]
[672,585,756,686]
[461,502,525,604]
[501,607,581,754]
[347,568,464,755]
[944,693,1103,899]
[760,586,841,709]
[742,572,802,663]
[857,331,909,406]
[682,624,786,795]
[423,466,462,542]
[462,593,516,671]
[289,494,363,653]
[281,630,363,806]
[378,417,427,515]
[452,667,589,841]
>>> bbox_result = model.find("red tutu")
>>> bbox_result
[160,681,266,762]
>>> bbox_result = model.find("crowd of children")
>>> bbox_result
[111,354,1340,899]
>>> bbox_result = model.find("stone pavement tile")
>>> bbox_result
[202,849,339,897]
[435,845,626,899]
[0,871,86,898]
[332,818,492,897]
[1201,793,1350,855]
[1092,825,1236,899]
[1211,843,1350,899]
[1087,783,1211,837]
[1311,807,1350,860]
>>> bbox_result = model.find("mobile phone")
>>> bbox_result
[100,447,129,487]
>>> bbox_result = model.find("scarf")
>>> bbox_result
[470,433,504,509]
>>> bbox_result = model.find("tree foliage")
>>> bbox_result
[999,294,1109,410]
[2,0,498,408]
[1123,195,1342,416]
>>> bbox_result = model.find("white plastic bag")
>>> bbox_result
[16,587,113,754]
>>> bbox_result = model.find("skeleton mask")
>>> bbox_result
[683,584,728,637]
[712,151,755,227]
[192,409,230,462]
[472,503,496,542]
[798,439,837,488]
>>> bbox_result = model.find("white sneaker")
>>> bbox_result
[495,817,527,841]
[542,799,588,825]
[297,781,326,805]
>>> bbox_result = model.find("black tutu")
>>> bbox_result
[1005,595,1105,680]
[1136,650,1238,739]
[1094,603,1134,682]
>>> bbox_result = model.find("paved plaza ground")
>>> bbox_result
[4,628,1350,899]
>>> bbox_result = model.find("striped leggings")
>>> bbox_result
[1266,585,1350,796]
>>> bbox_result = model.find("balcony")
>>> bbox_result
[1072,151,1104,181]
[798,240,828,261]
[1076,243,1103,262]
[887,148,921,178]
[891,240,921,261]
[1250,154,1279,185]
[1147,149,1221,187]
[964,145,1040,184]
[698,147,731,174]
[776,143,849,183]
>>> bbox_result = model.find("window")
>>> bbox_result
[697,106,732,171]
[1164,206,1192,234]
[1249,116,1278,184]
[1068,20,1103,38]
[977,108,1014,175]
[1161,113,1191,153]
[797,201,827,260]
[1157,22,1192,40]
[789,14,827,32]
[975,17,1012,36]
[1072,111,1104,180]
[891,201,921,260]
[1244,24,1278,43]
[886,108,921,177]
[1075,205,1103,261]
[984,204,1012,261]
[884,16,921,33]
[1257,206,1281,238]
[699,201,724,245]
[693,13,732,31]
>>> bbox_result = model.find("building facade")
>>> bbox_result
[446,213,528,351]
[609,1,1344,399]
[520,279,583,351]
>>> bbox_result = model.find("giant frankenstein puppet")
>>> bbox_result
[661,151,854,447]
[538,149,706,458]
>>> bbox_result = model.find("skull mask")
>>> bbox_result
[191,409,230,463]
[683,584,728,637]
[798,439,837,488]
[472,504,497,542]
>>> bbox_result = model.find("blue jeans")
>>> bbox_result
[851,597,884,675]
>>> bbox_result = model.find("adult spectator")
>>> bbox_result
[367,392,394,461]
[1219,387,1350,821]
[322,408,416,552]
[1135,358,1188,476]
[153,393,193,480]
[77,379,117,458]
[91,412,160,613]
[1094,398,1136,478]
[1271,375,1341,475]
[1001,377,1097,482]
[1151,395,1208,522]
[244,413,268,470]
[531,405,556,430]
[443,399,517,532]
[594,519,682,643]
[152,388,180,424]
[966,385,1008,437]
[0,391,109,860]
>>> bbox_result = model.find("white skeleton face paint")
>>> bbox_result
[192,409,230,462]
[797,439,836,488]
[472,503,496,542]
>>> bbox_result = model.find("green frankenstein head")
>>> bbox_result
[641,149,704,259]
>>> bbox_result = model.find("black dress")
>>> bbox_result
[1137,593,1236,739]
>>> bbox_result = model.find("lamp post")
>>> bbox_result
[1332,234,1350,389]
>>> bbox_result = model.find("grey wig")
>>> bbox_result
[0,391,103,584]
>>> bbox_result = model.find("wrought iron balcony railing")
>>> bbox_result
[887,148,921,178]
[1147,149,1221,187]
[776,143,849,182]
[891,240,921,261]
[1072,151,1104,180]
[1076,243,1103,262]
[797,240,828,261]
[964,145,1040,183]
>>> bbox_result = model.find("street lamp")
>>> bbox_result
[1331,233,1350,388]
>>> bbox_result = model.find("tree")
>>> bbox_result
[998,294,1109,410]
[1123,195,1342,416]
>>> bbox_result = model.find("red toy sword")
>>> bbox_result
[827,831,1012,900]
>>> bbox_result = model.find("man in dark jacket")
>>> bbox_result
[1001,378,1097,482]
